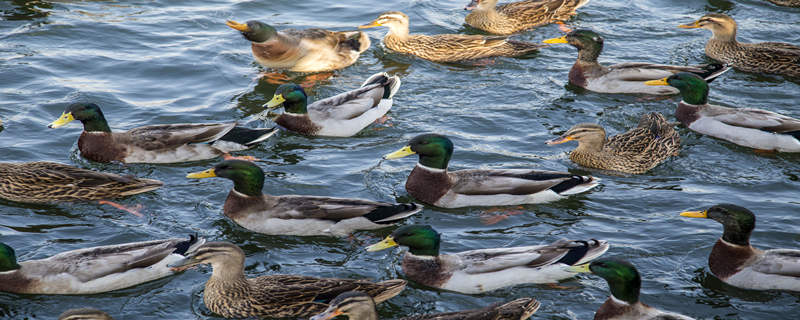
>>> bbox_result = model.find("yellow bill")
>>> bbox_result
[226,20,250,32]
[48,112,75,128]
[383,146,415,160]
[366,236,398,252]
[542,35,568,44]
[546,135,573,145]
[264,95,285,109]
[568,263,591,273]
[359,21,382,29]
[644,77,669,86]
[678,21,701,29]
[680,210,708,218]
[186,168,217,179]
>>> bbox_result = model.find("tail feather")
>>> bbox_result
[371,279,407,303]
[550,176,599,195]
[343,30,371,53]
[118,177,163,196]
[364,203,422,224]
[496,298,541,319]
[700,63,732,83]
[219,126,278,146]
[172,234,206,256]
[507,40,546,56]
[560,239,610,266]
[361,72,402,99]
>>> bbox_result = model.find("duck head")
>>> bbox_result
[226,20,278,43]
[645,72,709,105]
[360,11,410,37]
[543,29,604,62]
[572,258,641,304]
[547,123,607,152]
[366,224,441,256]
[681,204,755,246]
[310,291,378,320]
[265,83,308,114]
[48,103,111,132]
[0,243,20,272]
[679,13,737,41]
[169,242,246,278]
[187,160,265,197]
[384,134,454,170]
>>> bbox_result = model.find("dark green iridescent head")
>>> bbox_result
[235,20,278,43]
[272,83,309,114]
[63,103,112,132]
[589,259,641,304]
[0,243,21,272]
[666,73,709,105]
[212,160,265,197]
[567,29,604,62]
[704,204,755,246]
[391,224,441,256]
[388,134,454,169]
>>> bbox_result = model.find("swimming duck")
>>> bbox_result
[0,161,162,204]
[359,11,544,63]
[546,112,680,174]
[311,291,540,320]
[366,224,609,294]
[48,103,277,163]
[679,13,800,77]
[225,20,370,72]
[0,235,204,294]
[186,160,421,236]
[766,0,800,6]
[571,259,695,319]
[383,133,598,208]
[680,204,800,291]
[542,29,729,94]
[645,73,800,152]
[264,72,400,137]
[59,308,113,320]
[464,0,591,35]
[169,241,406,318]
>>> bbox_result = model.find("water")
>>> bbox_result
[1,0,799,319]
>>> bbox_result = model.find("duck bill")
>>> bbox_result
[383,146,416,160]
[465,0,479,10]
[366,236,398,252]
[678,21,701,29]
[186,168,216,179]
[567,263,592,273]
[226,20,250,32]
[264,94,285,109]
[359,21,382,29]
[48,112,75,128]
[680,210,708,218]
[644,78,669,86]
[546,135,573,145]
[310,307,343,320]
[542,36,568,44]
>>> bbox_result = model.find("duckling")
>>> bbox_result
[186,160,421,236]
[264,72,400,137]
[359,11,544,63]
[645,73,800,152]
[571,259,695,319]
[546,112,680,174]
[169,241,406,318]
[59,308,113,320]
[679,13,800,77]
[48,103,276,163]
[542,29,729,94]
[226,20,370,72]
[464,0,591,35]
[0,235,204,294]
[366,224,609,294]
[311,291,540,320]
[383,133,598,208]
[680,204,800,291]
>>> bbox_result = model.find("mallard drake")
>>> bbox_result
[48,103,277,163]
[359,11,544,63]
[542,29,729,94]
[680,204,800,291]
[264,72,400,137]
[766,0,800,6]
[366,224,609,294]
[464,0,591,35]
[0,161,162,204]
[59,308,113,320]
[169,241,406,318]
[311,291,540,320]
[546,112,680,174]
[0,235,204,294]
[571,259,695,320]
[383,133,598,208]
[225,20,370,72]
[186,160,421,236]
[645,73,800,152]
[679,13,800,77]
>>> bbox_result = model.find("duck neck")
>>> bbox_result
[577,42,602,64]
[81,112,112,133]
[710,25,737,43]
[385,24,410,42]
[418,155,450,170]
[231,173,265,197]
[208,259,249,289]
[575,136,606,154]
[283,99,308,114]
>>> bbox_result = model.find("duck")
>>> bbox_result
[645,72,800,152]
[311,291,540,320]
[366,224,609,294]
[766,0,800,6]
[546,112,680,174]
[0,161,162,204]
[225,20,370,72]
[186,160,421,236]
[59,308,113,320]
[48,103,277,163]
[0,235,204,294]
[359,11,544,63]
[571,259,695,319]
[264,72,400,137]
[678,13,800,77]
[542,29,730,94]
[383,133,599,208]
[464,0,591,35]
[680,204,800,291]
[168,241,406,318]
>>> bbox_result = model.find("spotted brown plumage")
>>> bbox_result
[465,0,591,35]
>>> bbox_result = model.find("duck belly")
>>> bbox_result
[291,43,356,72]
[689,118,800,152]
[441,265,574,294]
[123,144,224,163]
[723,267,800,291]
[35,254,180,294]
[585,76,678,95]
[232,216,384,236]
[314,100,392,137]
[435,190,563,208]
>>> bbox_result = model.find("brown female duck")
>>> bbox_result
[464,0,591,35]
